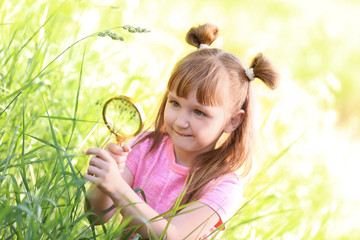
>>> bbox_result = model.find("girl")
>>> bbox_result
[84,23,279,239]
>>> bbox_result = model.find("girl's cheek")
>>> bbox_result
[164,105,174,122]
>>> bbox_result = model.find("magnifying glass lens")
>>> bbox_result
[103,96,145,144]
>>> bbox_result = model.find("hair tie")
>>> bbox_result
[245,68,255,81]
[198,43,210,50]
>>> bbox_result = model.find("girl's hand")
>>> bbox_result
[84,148,124,199]
[105,143,131,173]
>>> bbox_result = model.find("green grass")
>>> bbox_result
[0,2,146,239]
[1,0,360,239]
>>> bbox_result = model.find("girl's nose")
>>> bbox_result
[175,111,189,128]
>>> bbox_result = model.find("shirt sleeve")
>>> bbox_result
[199,175,244,224]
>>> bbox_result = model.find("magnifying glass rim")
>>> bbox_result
[102,95,144,139]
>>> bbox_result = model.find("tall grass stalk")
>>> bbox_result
[0,2,150,239]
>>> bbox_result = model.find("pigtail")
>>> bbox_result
[186,23,219,48]
[250,53,280,90]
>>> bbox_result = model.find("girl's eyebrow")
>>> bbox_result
[167,92,179,99]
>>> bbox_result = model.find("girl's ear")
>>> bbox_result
[224,110,245,133]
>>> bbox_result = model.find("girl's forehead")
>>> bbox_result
[167,61,232,107]
[170,84,230,108]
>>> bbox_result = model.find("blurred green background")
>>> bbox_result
[1,0,360,239]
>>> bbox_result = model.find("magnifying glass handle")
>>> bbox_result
[116,136,125,147]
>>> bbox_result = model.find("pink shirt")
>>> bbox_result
[126,134,243,234]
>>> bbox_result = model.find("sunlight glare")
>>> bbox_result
[326,73,341,91]
[38,5,48,40]
[168,2,191,29]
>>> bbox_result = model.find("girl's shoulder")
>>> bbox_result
[130,131,169,152]
[214,173,244,192]
[130,131,152,146]
[200,173,244,224]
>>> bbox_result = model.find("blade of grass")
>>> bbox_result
[77,121,100,152]
[40,92,71,209]
[0,26,18,69]
[39,116,99,123]
[262,127,307,173]
[0,30,97,104]
[14,203,55,240]
[1,2,64,69]
[0,90,22,117]
[160,172,194,240]
[18,91,31,201]
[1,24,142,104]
[66,46,86,151]
[82,185,97,239]
[0,124,19,180]
[22,132,79,178]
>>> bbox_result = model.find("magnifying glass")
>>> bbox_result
[102,95,145,145]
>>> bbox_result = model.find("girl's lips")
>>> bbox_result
[174,129,192,137]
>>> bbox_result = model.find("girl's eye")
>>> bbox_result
[170,100,180,108]
[194,109,205,116]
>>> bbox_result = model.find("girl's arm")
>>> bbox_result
[84,182,115,225]
[84,144,134,225]
[114,179,219,239]
[84,148,220,239]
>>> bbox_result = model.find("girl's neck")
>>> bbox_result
[172,137,219,168]
[173,147,194,168]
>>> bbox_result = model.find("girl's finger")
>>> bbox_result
[89,157,106,167]
[87,165,103,177]
[85,148,113,162]
[122,143,131,152]
[83,172,100,183]
[107,143,131,154]
[105,142,118,152]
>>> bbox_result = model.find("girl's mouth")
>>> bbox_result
[174,129,192,137]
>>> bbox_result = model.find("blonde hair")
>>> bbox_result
[135,23,279,206]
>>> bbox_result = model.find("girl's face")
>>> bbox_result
[164,88,234,163]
